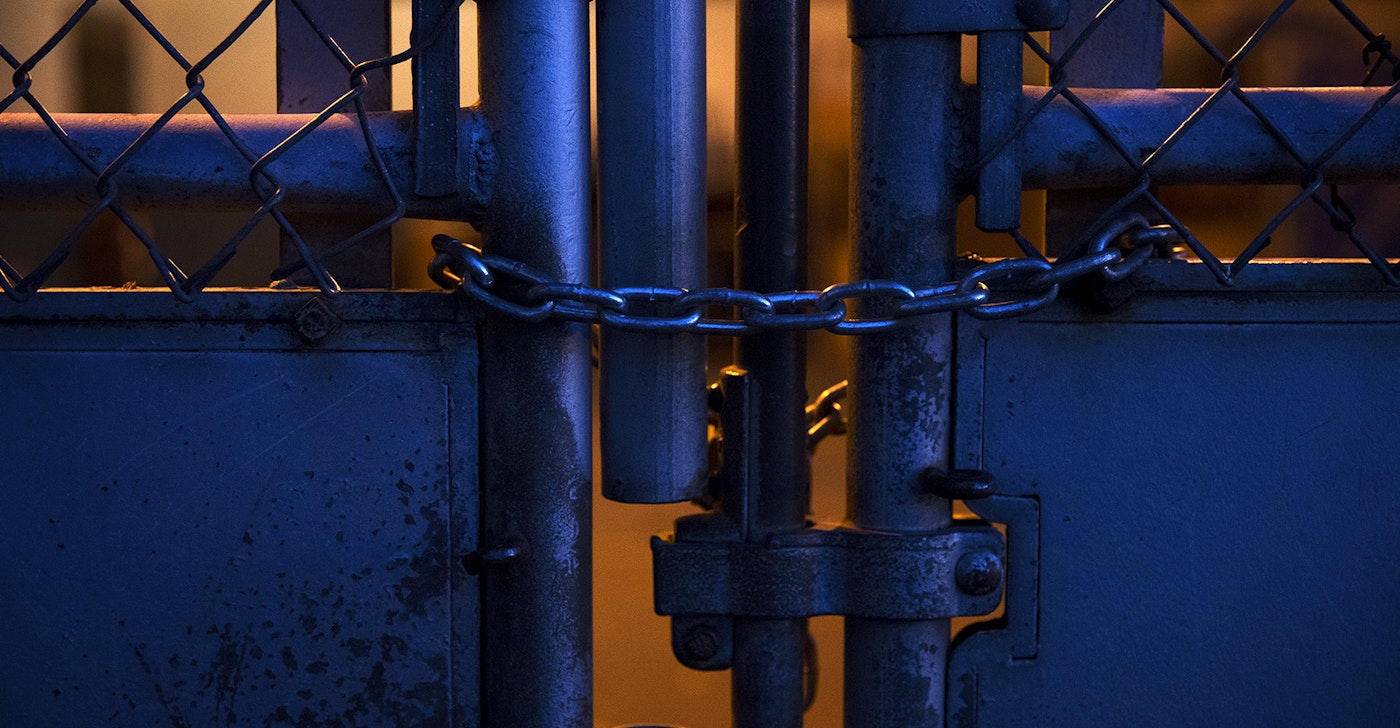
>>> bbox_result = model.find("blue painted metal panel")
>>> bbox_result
[0,292,478,727]
[948,262,1400,726]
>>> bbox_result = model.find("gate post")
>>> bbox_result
[845,28,962,728]
[732,0,813,724]
[476,1,594,726]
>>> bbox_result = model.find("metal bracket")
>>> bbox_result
[849,0,1068,37]
[654,520,1005,670]
[654,522,1003,621]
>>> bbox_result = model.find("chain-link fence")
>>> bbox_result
[1,0,1397,309]
[971,0,1399,281]
[0,0,468,301]
[415,0,1400,334]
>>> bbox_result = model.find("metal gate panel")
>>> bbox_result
[0,291,478,727]
[5,0,1400,723]
[948,261,1400,726]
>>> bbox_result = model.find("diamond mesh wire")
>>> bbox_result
[0,0,462,302]
[978,0,1400,284]
[3,1,1399,301]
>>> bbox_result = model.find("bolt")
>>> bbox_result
[462,541,525,575]
[924,468,996,500]
[955,551,1004,597]
[681,624,720,663]
[1090,279,1137,312]
[294,298,340,342]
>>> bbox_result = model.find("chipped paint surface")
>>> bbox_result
[0,325,477,727]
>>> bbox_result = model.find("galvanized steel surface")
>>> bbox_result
[948,261,1400,726]
[730,0,815,721]
[596,0,709,505]
[410,0,462,199]
[475,0,594,725]
[652,525,1005,619]
[0,291,479,727]
[0,111,489,221]
[1014,86,1400,189]
[845,30,962,728]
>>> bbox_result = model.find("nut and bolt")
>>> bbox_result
[680,624,720,663]
[293,297,341,342]
[955,550,1004,597]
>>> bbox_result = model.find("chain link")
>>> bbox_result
[428,218,1174,335]
[806,380,849,450]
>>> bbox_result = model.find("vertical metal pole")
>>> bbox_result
[845,32,960,728]
[476,1,593,726]
[732,0,810,724]
[597,0,708,505]
[1045,0,1163,255]
[411,0,460,198]
[275,0,393,287]
[976,30,1024,232]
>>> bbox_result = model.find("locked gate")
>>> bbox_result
[2,0,1398,726]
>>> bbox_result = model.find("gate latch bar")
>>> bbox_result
[652,520,1005,621]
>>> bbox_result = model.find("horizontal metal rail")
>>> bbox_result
[1018,86,1400,189]
[1,87,1393,221]
[0,110,490,221]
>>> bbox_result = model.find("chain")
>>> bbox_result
[428,215,1174,335]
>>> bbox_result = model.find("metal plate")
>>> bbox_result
[948,262,1400,727]
[0,291,478,727]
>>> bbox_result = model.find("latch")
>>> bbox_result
[654,522,1005,669]
[653,368,1006,671]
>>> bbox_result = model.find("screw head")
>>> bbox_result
[955,551,1004,597]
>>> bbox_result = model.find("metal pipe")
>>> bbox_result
[1017,86,1400,190]
[0,111,490,223]
[731,0,810,723]
[411,0,461,198]
[733,618,807,726]
[476,0,593,726]
[845,32,960,728]
[596,0,708,504]
[5,88,1396,224]
[975,30,1024,232]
